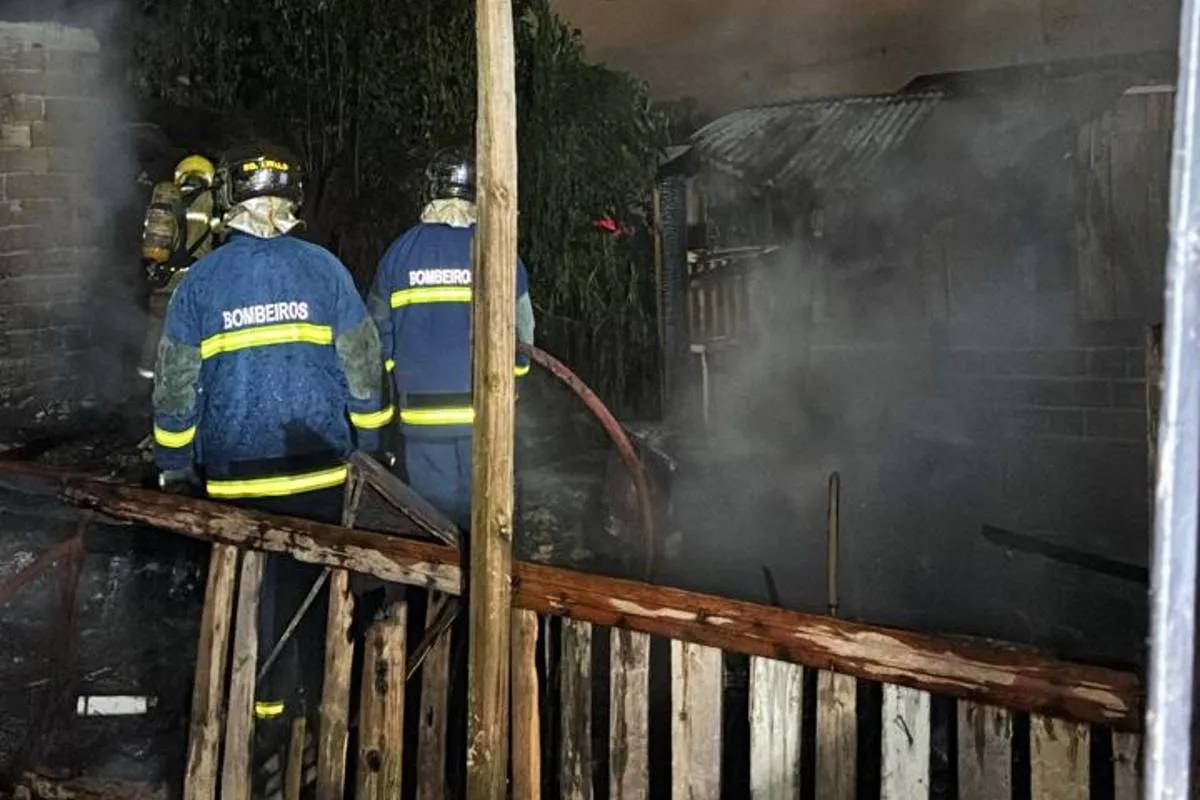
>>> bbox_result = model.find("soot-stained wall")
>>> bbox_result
[0,22,108,424]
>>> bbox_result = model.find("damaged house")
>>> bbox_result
[657,53,1172,665]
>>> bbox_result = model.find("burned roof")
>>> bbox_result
[684,53,1169,200]
[688,91,944,197]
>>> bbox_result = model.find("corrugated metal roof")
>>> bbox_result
[688,91,944,196]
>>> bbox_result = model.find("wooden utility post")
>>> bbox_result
[467,0,519,792]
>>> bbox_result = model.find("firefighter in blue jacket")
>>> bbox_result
[368,148,534,530]
[151,143,391,771]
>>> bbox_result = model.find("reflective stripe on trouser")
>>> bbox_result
[254,700,285,719]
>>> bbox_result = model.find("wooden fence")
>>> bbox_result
[686,247,778,347]
[19,463,1141,800]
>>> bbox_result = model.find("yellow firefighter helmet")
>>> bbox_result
[173,154,215,188]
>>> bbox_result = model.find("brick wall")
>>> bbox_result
[0,22,105,423]
[935,342,1147,444]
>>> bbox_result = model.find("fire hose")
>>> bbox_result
[259,344,660,685]
[521,343,658,579]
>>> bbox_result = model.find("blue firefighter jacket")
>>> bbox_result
[152,232,392,498]
[368,221,530,439]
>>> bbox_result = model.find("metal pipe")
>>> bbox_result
[827,472,840,617]
[1146,1,1200,792]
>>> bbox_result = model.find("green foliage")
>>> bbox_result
[133,0,668,415]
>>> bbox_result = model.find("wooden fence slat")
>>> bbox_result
[512,609,541,800]
[749,657,803,800]
[561,618,593,800]
[1031,715,1089,800]
[956,702,1012,800]
[880,684,930,800]
[285,717,307,800]
[316,568,355,800]
[221,550,265,800]
[610,628,650,800]
[1112,731,1141,800]
[416,595,451,800]
[815,671,857,800]
[671,640,723,800]
[183,543,239,800]
[356,603,406,800]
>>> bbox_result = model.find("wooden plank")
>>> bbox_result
[60,478,1143,730]
[220,550,265,800]
[610,628,650,800]
[956,701,1012,800]
[316,569,355,800]
[749,657,803,799]
[1112,731,1141,800]
[815,671,856,800]
[511,609,541,800]
[182,543,238,800]
[880,684,930,800]
[671,640,723,799]
[285,717,307,800]
[466,0,520,789]
[348,452,459,546]
[416,595,451,800]
[560,618,593,800]
[356,603,406,800]
[1030,714,1089,800]
[61,481,458,594]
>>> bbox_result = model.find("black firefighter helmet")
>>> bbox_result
[425,147,475,203]
[216,143,304,210]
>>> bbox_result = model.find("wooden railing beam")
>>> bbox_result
[52,474,1141,731]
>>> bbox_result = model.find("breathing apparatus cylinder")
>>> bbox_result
[141,181,182,264]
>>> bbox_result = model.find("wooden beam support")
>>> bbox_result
[511,608,542,800]
[356,603,407,800]
[285,717,307,800]
[57,478,1142,730]
[467,0,520,788]
[316,569,355,800]
[416,596,451,800]
[221,550,266,800]
[182,543,238,800]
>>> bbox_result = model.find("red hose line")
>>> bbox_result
[520,343,657,578]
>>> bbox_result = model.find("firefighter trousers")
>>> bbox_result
[232,486,343,749]
[404,436,473,532]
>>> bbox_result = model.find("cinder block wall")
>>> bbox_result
[0,22,103,423]
[935,335,1148,445]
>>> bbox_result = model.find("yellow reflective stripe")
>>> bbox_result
[399,406,475,426]
[254,701,285,719]
[390,286,472,308]
[153,424,196,448]
[351,405,395,429]
[515,362,530,377]
[207,465,348,499]
[200,323,334,359]
[385,358,395,373]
